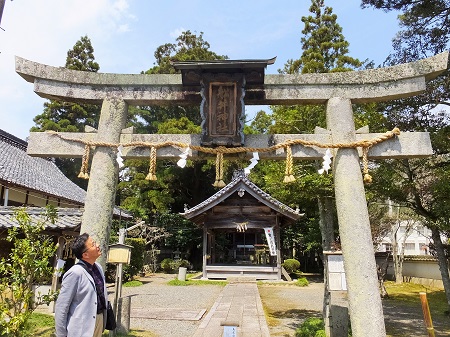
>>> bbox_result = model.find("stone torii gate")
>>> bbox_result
[16,52,448,337]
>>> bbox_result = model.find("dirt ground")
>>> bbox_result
[259,278,450,337]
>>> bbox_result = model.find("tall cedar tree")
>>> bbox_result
[362,0,450,310]
[249,0,364,266]
[31,36,101,190]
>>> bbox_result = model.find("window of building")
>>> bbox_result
[404,242,416,253]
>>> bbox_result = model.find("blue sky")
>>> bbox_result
[0,0,400,140]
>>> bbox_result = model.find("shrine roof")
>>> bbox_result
[0,129,131,219]
[172,57,276,86]
[171,57,276,70]
[0,206,82,231]
[181,170,303,223]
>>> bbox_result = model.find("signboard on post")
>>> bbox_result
[108,243,133,264]
[324,251,347,291]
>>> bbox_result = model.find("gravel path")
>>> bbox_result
[109,274,223,337]
[108,274,450,337]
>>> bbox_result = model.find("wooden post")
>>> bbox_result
[420,292,435,337]
[110,228,126,337]
[202,226,207,279]
[50,235,66,313]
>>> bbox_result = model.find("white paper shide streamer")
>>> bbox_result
[244,152,259,175]
[116,145,124,168]
[177,147,190,168]
[318,148,332,174]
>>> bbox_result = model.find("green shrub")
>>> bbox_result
[282,258,301,273]
[295,277,309,287]
[161,258,174,273]
[123,280,143,287]
[160,258,191,273]
[295,317,324,337]
[171,259,190,270]
[0,208,58,337]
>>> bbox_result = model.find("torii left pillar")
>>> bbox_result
[80,98,127,267]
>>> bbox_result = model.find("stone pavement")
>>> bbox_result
[193,282,270,337]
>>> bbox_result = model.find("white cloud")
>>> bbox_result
[118,24,130,33]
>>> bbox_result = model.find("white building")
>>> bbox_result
[377,221,431,256]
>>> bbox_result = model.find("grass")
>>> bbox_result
[123,280,143,287]
[167,278,227,286]
[384,281,449,315]
[257,277,309,287]
[24,312,157,337]
[187,272,202,279]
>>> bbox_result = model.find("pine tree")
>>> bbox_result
[272,0,363,135]
[31,36,101,189]
[283,0,362,75]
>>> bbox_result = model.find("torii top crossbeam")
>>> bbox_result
[15,52,448,105]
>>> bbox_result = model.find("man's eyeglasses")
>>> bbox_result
[83,240,97,253]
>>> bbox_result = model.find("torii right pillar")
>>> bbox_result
[327,97,385,335]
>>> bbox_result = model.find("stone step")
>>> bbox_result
[226,276,257,283]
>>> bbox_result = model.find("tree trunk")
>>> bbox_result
[318,196,335,251]
[431,227,450,312]
[391,230,403,284]
[318,196,335,320]
[395,252,404,284]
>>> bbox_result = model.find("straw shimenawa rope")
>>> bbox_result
[283,145,295,183]
[46,128,400,185]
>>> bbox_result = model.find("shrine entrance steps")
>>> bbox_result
[193,282,270,337]
[205,265,279,280]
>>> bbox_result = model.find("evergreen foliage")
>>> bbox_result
[283,0,362,74]
[250,0,363,261]
[118,31,224,258]
[282,258,301,273]
[295,277,309,287]
[295,317,325,337]
[363,0,450,310]
[31,35,101,189]
[361,0,450,60]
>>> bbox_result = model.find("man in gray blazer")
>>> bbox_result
[55,233,108,337]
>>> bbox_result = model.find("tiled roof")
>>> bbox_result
[181,170,302,221]
[404,255,437,262]
[0,129,132,219]
[0,206,82,230]
[0,129,85,204]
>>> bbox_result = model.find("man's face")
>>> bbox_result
[83,236,102,260]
